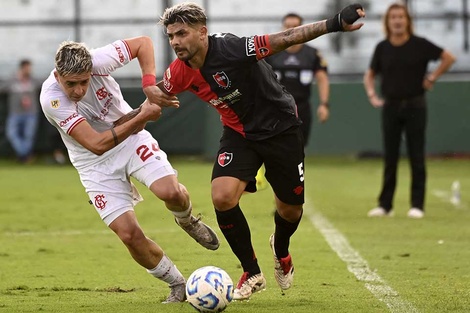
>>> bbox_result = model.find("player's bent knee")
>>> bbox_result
[117,227,146,247]
[158,187,185,204]
[277,204,303,222]
[212,192,238,211]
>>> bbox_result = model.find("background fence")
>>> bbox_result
[0,0,469,158]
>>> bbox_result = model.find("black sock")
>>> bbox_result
[274,210,303,258]
[215,204,260,275]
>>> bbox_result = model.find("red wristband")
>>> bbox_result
[142,74,156,88]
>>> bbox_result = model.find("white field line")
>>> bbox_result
[432,189,468,210]
[304,201,418,313]
[3,228,180,237]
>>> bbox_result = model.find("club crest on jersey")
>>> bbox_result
[212,71,231,89]
[50,99,60,109]
[258,47,270,57]
[218,152,233,167]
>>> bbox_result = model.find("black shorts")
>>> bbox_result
[211,126,305,205]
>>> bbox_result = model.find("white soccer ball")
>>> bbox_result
[186,266,234,313]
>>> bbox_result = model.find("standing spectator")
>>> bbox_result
[158,2,364,300]
[0,59,40,163]
[266,12,330,146]
[364,2,455,219]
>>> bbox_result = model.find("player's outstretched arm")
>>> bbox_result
[267,3,365,55]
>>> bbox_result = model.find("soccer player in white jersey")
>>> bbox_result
[39,36,219,303]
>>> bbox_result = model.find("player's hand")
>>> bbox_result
[139,99,162,122]
[143,85,179,108]
[423,77,435,91]
[369,94,384,108]
[341,4,365,32]
[317,104,329,123]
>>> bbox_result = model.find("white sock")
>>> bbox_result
[172,202,192,225]
[147,254,185,286]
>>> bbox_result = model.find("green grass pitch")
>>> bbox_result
[0,156,469,312]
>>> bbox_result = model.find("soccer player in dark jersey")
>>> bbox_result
[266,13,330,146]
[364,3,455,219]
[158,2,365,300]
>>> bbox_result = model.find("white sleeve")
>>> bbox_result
[90,40,132,75]
[40,86,86,135]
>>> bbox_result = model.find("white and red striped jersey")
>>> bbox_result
[40,40,135,169]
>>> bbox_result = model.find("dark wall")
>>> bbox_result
[306,81,470,156]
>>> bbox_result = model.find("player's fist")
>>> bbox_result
[140,100,162,122]
[143,84,179,108]
[326,3,365,32]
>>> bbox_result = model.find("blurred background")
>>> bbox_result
[0,0,469,159]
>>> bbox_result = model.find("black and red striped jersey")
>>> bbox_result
[162,32,301,141]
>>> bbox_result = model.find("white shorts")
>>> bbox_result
[78,130,176,226]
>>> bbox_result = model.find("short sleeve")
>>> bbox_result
[41,90,86,135]
[369,42,383,73]
[421,37,443,61]
[312,49,328,73]
[89,40,132,75]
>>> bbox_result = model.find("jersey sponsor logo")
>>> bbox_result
[218,152,233,167]
[59,112,79,127]
[209,89,242,108]
[285,55,300,66]
[246,36,256,56]
[212,71,231,88]
[113,43,125,63]
[163,68,174,93]
[212,32,227,38]
[94,194,107,210]
[50,99,60,109]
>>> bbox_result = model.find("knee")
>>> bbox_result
[159,186,184,204]
[277,204,303,222]
[117,227,146,247]
[212,190,238,210]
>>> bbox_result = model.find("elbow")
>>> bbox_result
[93,149,106,156]
[86,141,110,156]
[447,54,457,66]
[139,36,153,48]
[94,141,113,155]
[363,70,374,86]
[443,50,457,66]
[450,54,457,65]
[89,146,107,156]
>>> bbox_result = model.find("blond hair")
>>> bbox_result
[55,41,92,77]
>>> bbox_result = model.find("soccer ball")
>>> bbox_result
[186,266,234,312]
